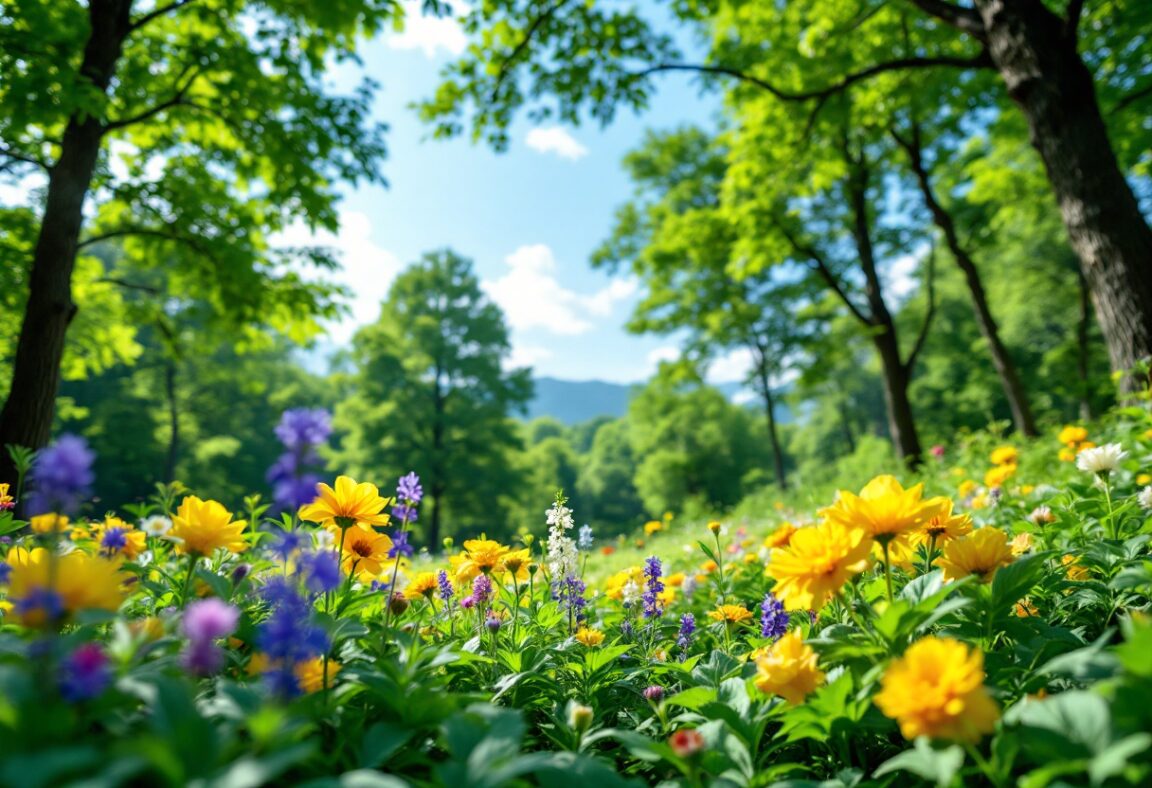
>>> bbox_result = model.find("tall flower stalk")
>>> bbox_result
[383,472,422,629]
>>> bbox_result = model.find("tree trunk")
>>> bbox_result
[975,0,1152,390]
[752,347,788,490]
[894,128,1038,436]
[0,0,134,486]
[1077,268,1094,421]
[164,360,179,482]
[847,158,924,466]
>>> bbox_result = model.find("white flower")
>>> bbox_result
[1139,486,1152,510]
[681,574,698,599]
[137,550,154,567]
[1076,443,1127,474]
[314,529,335,551]
[545,498,578,581]
[140,515,173,537]
[1028,505,1056,525]
[621,579,640,607]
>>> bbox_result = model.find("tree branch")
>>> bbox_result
[78,227,217,266]
[904,0,987,39]
[490,0,572,104]
[96,276,162,294]
[130,0,198,32]
[104,64,201,131]
[635,51,992,105]
[773,219,873,326]
[0,143,52,173]
[904,242,937,375]
[1112,81,1152,115]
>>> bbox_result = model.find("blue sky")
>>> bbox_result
[285,2,746,384]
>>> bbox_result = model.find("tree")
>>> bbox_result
[0,0,410,484]
[576,418,645,532]
[419,0,1152,387]
[595,127,810,488]
[332,250,533,546]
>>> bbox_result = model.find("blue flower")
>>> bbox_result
[59,643,112,702]
[641,556,664,619]
[396,472,423,505]
[300,550,341,594]
[676,612,696,652]
[760,592,789,640]
[577,524,594,551]
[437,569,454,602]
[26,434,95,516]
[388,531,415,559]
[273,409,332,451]
[100,527,127,552]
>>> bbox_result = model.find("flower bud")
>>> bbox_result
[442,537,454,551]
[388,594,409,616]
[568,702,594,734]
[643,685,664,703]
[486,615,502,633]
[708,521,722,535]
[668,728,705,758]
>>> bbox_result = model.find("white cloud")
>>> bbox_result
[386,0,468,58]
[730,389,759,406]
[646,346,680,369]
[504,344,553,371]
[705,347,755,384]
[525,126,589,161]
[482,244,637,335]
[273,210,401,345]
[885,247,927,303]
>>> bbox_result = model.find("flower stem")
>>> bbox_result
[880,541,895,604]
[180,553,199,608]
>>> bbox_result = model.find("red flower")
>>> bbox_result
[601,546,616,556]
[668,729,705,758]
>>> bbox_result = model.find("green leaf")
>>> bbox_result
[991,553,1048,611]
[874,738,964,787]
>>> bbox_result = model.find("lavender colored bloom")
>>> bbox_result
[391,502,419,524]
[270,473,321,512]
[486,616,502,633]
[231,563,251,584]
[26,434,95,516]
[642,556,664,619]
[256,581,329,697]
[300,550,341,594]
[59,643,112,702]
[643,685,665,702]
[577,524,594,551]
[183,599,240,642]
[437,569,454,602]
[274,409,332,451]
[396,472,423,505]
[760,593,788,641]
[554,576,587,624]
[676,613,696,652]
[460,595,476,610]
[472,574,492,606]
[620,619,634,638]
[101,527,127,552]
[388,531,414,559]
[0,560,11,584]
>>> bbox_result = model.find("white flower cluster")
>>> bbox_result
[545,498,578,581]
[1076,443,1127,475]
[621,579,640,607]
[1139,486,1152,511]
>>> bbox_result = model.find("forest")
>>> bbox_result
[1,0,1151,786]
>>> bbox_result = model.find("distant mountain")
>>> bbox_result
[524,377,792,426]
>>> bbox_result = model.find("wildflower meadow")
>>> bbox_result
[2,407,1152,787]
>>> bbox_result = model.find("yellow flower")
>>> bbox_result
[405,571,441,601]
[93,515,148,559]
[451,539,510,583]
[605,566,644,601]
[1058,425,1089,446]
[299,475,390,528]
[1015,599,1039,617]
[989,446,1018,467]
[913,499,973,548]
[29,513,69,534]
[984,463,1016,488]
[764,523,797,549]
[699,559,718,574]
[0,483,13,511]
[1010,532,1034,556]
[935,528,1014,583]
[767,521,872,612]
[707,520,722,535]
[874,636,999,743]
[575,627,605,647]
[1137,473,1152,486]
[753,631,825,704]
[821,476,936,564]
[958,480,977,498]
[334,524,393,578]
[657,587,677,607]
[644,520,663,535]
[666,571,686,588]
[170,496,247,556]
[1062,554,1090,581]
[500,548,531,582]
[1058,448,1077,463]
[707,604,754,625]
[296,656,340,693]
[5,547,126,626]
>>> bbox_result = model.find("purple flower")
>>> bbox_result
[486,616,502,633]
[13,588,63,623]
[274,409,332,451]
[391,502,419,524]
[643,685,664,702]
[0,561,11,584]
[267,529,306,560]
[460,595,476,610]
[437,569,454,602]
[760,593,788,641]
[256,581,329,697]
[300,550,341,594]
[396,472,423,505]
[59,643,112,702]
[388,531,414,559]
[676,612,696,652]
[554,576,587,624]
[26,434,95,516]
[642,556,664,619]
[472,574,492,606]
[183,599,240,642]
[101,527,127,553]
